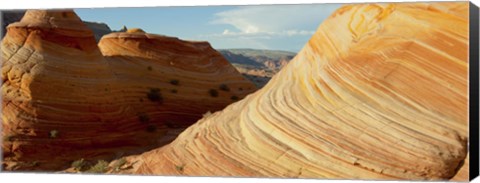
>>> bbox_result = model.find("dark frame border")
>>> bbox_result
[469,1,479,181]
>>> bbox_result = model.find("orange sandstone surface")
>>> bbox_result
[118,2,469,180]
[1,10,256,170]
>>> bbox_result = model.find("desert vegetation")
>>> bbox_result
[219,84,230,91]
[170,79,180,86]
[209,89,219,97]
[49,130,59,138]
[147,88,163,103]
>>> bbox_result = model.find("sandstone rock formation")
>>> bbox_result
[1,10,256,170]
[122,2,469,180]
[98,28,257,126]
[1,11,113,42]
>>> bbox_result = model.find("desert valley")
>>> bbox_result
[0,2,471,181]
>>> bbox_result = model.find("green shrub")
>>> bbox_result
[31,161,40,167]
[238,87,243,91]
[87,160,109,173]
[219,84,230,91]
[21,161,40,167]
[112,158,127,171]
[147,66,153,71]
[231,95,239,101]
[175,164,184,172]
[49,130,58,138]
[170,79,180,86]
[209,89,219,97]
[72,158,87,171]
[171,89,178,93]
[4,135,13,142]
[147,88,163,103]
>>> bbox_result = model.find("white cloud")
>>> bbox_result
[210,4,341,37]
[200,4,342,51]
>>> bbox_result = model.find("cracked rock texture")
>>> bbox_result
[1,10,256,170]
[122,2,469,180]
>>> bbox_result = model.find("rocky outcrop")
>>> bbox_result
[1,11,113,42]
[1,11,26,38]
[122,2,469,180]
[1,10,256,170]
[219,49,295,71]
[98,28,257,126]
[83,21,112,42]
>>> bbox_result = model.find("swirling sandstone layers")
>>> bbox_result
[99,31,255,119]
[128,2,469,180]
[1,10,256,170]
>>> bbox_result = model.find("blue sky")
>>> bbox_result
[75,4,342,52]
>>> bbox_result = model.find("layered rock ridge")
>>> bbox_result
[1,10,256,170]
[98,29,257,131]
[126,2,469,180]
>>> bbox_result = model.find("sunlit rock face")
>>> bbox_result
[125,2,469,180]
[98,30,257,128]
[1,10,256,170]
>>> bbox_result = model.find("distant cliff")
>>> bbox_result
[219,49,295,87]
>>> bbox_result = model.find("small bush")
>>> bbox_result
[112,158,127,171]
[4,135,13,142]
[87,160,109,173]
[238,87,243,91]
[31,161,40,167]
[146,125,157,133]
[147,88,163,103]
[171,89,178,94]
[147,66,153,71]
[49,130,58,138]
[175,164,184,172]
[72,158,87,171]
[209,89,219,97]
[170,79,180,86]
[219,84,230,91]
[203,111,212,118]
[138,113,150,123]
[231,95,239,101]
[20,161,40,167]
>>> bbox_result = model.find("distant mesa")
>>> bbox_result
[219,49,296,87]
[1,9,256,170]
[121,2,469,180]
